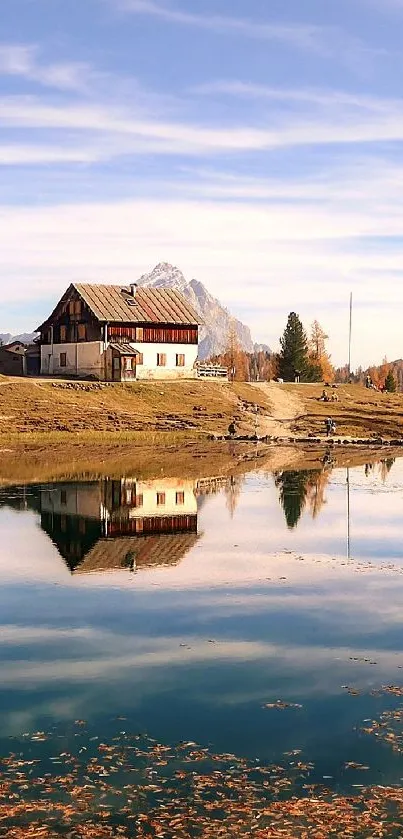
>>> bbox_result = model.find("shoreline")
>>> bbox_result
[0,436,401,487]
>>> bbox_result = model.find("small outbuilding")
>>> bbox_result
[0,341,27,376]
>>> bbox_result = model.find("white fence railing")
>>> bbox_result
[196,364,229,380]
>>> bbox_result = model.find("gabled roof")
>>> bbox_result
[109,343,141,356]
[0,341,26,355]
[74,531,200,575]
[38,283,201,330]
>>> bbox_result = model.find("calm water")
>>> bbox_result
[2,455,403,832]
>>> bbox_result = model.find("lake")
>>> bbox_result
[1,453,403,836]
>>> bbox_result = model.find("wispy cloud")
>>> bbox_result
[116,0,327,52]
[190,81,395,113]
[0,44,92,93]
[3,90,403,158]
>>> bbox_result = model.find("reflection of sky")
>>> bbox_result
[2,460,403,784]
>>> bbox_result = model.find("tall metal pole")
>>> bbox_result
[347,467,351,560]
[348,293,353,378]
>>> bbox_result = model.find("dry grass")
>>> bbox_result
[283,383,403,439]
[0,378,272,436]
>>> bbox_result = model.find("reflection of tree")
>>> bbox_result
[306,470,330,519]
[275,469,326,529]
[379,458,395,483]
[225,475,244,519]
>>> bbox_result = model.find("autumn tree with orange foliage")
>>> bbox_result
[308,320,335,382]
[223,319,249,382]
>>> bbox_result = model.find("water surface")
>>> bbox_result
[1,455,403,834]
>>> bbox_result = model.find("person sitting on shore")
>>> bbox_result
[320,390,330,402]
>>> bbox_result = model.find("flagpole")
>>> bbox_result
[348,293,353,378]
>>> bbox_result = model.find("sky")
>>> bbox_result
[2,0,403,364]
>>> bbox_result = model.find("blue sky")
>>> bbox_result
[2,0,403,363]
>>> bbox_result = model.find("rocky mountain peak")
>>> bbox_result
[136,263,256,360]
[138,262,188,293]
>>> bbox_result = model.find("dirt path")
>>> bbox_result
[251,383,305,436]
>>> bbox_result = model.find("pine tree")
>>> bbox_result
[279,312,313,382]
[385,370,397,392]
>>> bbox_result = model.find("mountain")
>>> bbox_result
[137,262,256,359]
[0,332,37,346]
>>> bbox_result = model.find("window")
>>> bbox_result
[77,323,86,341]
[157,353,167,367]
[137,353,144,365]
[60,325,67,343]
[176,491,185,505]
[157,492,166,506]
[136,327,144,341]
[69,302,75,316]
[176,354,185,367]
[125,357,132,370]
[74,300,81,315]
[60,490,67,506]
[60,352,67,367]
[135,494,143,508]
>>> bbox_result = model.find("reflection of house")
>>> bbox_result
[39,478,199,574]
[37,283,201,381]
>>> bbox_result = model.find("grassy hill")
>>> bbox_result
[287,383,403,439]
[0,378,271,436]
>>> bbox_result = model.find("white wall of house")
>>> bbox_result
[124,478,197,518]
[40,482,104,519]
[135,341,198,380]
[41,342,105,378]
[40,478,197,520]
[40,339,198,380]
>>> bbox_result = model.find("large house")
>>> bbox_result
[37,282,201,381]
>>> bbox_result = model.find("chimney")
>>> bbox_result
[130,283,137,297]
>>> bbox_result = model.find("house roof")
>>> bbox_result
[74,531,199,575]
[0,341,26,355]
[38,283,201,330]
[109,343,141,356]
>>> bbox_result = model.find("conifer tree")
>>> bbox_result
[385,370,397,392]
[279,312,315,381]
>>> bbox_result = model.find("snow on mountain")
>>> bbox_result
[137,263,255,360]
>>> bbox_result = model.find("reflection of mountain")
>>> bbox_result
[275,469,327,530]
[37,478,199,575]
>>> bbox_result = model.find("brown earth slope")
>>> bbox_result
[0,377,272,436]
[281,382,403,439]
[1,378,403,441]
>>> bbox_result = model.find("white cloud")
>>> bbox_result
[116,0,330,52]
[0,44,92,93]
[0,144,104,165]
[190,81,396,114]
[4,86,403,158]
[1,186,403,362]
[114,0,382,72]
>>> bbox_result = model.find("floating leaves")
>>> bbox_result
[0,722,402,837]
